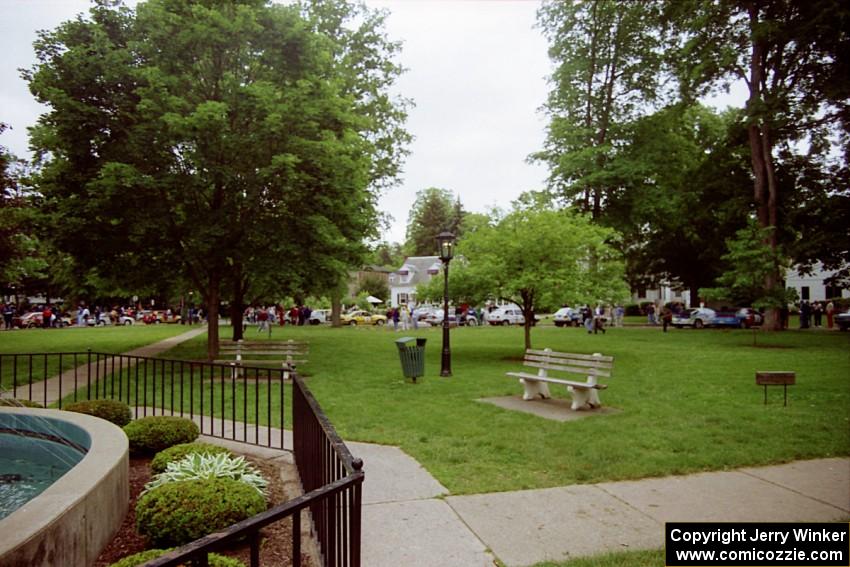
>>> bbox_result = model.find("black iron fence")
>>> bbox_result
[0,351,364,566]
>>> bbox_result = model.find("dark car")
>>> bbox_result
[837,310,850,331]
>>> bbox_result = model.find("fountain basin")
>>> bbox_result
[0,407,128,566]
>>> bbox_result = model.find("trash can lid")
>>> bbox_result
[395,337,415,344]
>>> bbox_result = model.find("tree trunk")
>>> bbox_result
[230,297,244,341]
[747,2,783,331]
[331,294,342,327]
[520,290,534,351]
[205,279,221,360]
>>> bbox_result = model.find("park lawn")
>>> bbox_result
[530,549,665,567]
[161,323,850,496]
[0,324,192,391]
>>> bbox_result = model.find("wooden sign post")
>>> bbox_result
[756,371,796,406]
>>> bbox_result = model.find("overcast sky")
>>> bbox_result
[0,1,742,246]
[1,0,552,245]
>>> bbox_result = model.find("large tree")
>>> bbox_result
[404,187,465,256]
[533,0,669,219]
[605,103,752,302]
[444,204,628,350]
[27,0,390,356]
[671,0,850,328]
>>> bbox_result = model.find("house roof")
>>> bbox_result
[393,256,443,287]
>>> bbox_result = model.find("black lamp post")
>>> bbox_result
[436,231,455,377]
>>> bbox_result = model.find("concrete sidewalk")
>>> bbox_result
[200,420,849,567]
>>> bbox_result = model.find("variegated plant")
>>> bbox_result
[143,452,268,496]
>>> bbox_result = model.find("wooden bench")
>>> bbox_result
[216,340,308,375]
[506,348,614,410]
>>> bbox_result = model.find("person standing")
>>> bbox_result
[400,303,410,331]
[42,305,52,329]
[812,301,823,327]
[2,303,12,330]
[826,300,835,329]
[799,301,811,329]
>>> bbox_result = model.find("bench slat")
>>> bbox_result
[522,360,611,378]
[506,372,608,390]
[525,349,613,363]
[219,350,307,356]
[524,353,612,370]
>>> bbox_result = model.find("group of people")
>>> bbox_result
[244,305,313,330]
[797,300,837,329]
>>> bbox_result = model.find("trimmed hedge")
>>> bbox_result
[135,477,266,547]
[65,399,132,426]
[151,442,233,474]
[123,416,199,455]
[108,548,245,567]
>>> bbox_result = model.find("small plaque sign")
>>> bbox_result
[756,371,796,405]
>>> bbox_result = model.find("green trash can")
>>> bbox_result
[395,337,426,381]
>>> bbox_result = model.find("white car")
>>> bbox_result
[487,307,526,326]
[672,307,716,329]
[308,309,330,325]
[553,307,580,327]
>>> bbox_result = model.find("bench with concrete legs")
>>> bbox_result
[506,348,613,410]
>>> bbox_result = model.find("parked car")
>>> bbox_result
[736,307,763,328]
[308,309,330,325]
[139,310,182,324]
[340,310,386,326]
[836,310,850,331]
[672,307,716,329]
[487,307,526,326]
[553,307,581,327]
[12,312,43,328]
[711,311,741,327]
[423,310,458,327]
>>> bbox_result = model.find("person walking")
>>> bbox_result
[662,305,673,332]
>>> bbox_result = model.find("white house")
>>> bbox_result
[387,256,443,308]
[630,283,692,308]
[786,263,849,302]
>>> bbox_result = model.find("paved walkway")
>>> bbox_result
[202,421,849,567]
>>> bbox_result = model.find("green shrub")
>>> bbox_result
[136,477,266,547]
[145,453,267,496]
[151,442,232,474]
[65,399,132,426]
[0,399,43,408]
[123,416,199,455]
[108,548,245,567]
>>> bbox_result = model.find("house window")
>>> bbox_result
[636,286,647,299]
[824,283,838,299]
[397,293,409,305]
[801,286,810,300]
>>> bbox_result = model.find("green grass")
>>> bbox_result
[0,325,192,390]
[164,324,850,495]
[530,549,665,567]
[11,323,850,496]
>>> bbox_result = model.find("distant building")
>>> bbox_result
[630,283,692,308]
[786,263,849,302]
[388,256,443,307]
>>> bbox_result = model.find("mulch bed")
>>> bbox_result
[95,453,310,566]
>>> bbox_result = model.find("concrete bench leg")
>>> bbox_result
[520,378,551,400]
[566,386,601,410]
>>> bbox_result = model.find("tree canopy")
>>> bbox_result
[26,0,408,354]
[424,202,628,349]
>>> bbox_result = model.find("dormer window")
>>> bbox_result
[398,270,409,276]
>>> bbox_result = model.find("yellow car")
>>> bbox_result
[341,310,387,326]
